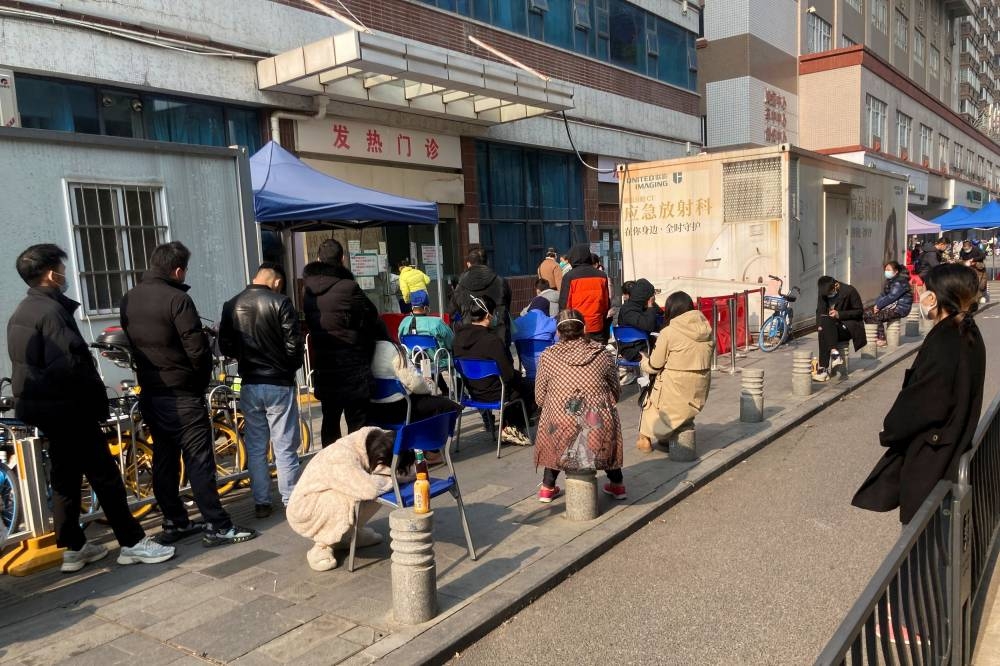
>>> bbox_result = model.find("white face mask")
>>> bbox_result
[884,270,895,279]
[918,291,937,319]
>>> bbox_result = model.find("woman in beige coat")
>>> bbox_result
[637,291,714,452]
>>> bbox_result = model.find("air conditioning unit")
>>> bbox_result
[0,68,20,128]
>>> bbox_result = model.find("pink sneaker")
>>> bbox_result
[603,483,627,500]
[538,485,561,503]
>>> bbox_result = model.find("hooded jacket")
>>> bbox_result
[533,337,622,472]
[453,324,517,402]
[874,269,913,316]
[616,279,663,361]
[120,268,213,397]
[7,287,109,424]
[523,288,560,317]
[450,264,512,343]
[302,261,380,401]
[639,310,714,441]
[559,244,610,335]
[398,265,431,303]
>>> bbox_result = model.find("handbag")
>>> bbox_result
[557,391,598,471]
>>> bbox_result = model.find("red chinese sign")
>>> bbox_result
[764,89,788,144]
[297,118,462,168]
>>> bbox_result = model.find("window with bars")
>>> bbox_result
[896,112,911,159]
[872,0,888,34]
[914,30,925,65]
[68,184,167,315]
[895,10,908,50]
[845,0,862,12]
[806,13,832,53]
[919,124,933,164]
[930,46,940,78]
[866,94,887,149]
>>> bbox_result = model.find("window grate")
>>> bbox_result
[723,158,782,222]
[69,183,166,315]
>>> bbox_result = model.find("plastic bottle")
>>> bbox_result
[413,449,430,514]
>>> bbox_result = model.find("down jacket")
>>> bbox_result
[874,270,913,316]
[286,427,394,546]
[639,310,714,442]
[559,244,610,335]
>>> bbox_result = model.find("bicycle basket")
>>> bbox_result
[762,295,788,312]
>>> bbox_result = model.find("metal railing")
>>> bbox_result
[818,391,1000,665]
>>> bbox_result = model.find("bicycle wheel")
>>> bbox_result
[758,313,787,352]
[212,422,245,496]
[0,462,19,551]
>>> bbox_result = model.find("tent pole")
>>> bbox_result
[434,222,445,314]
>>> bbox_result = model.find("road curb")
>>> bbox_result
[377,339,926,665]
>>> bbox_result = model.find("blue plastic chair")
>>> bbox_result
[513,338,553,380]
[347,411,476,572]
[368,377,412,429]
[400,333,455,399]
[453,357,530,459]
[611,325,651,370]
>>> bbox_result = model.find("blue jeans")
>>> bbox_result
[240,383,302,506]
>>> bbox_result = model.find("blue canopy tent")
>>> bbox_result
[249,140,443,308]
[944,200,1000,231]
[931,206,973,230]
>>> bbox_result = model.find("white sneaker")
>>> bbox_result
[829,354,844,369]
[355,526,383,548]
[117,536,176,566]
[981,296,988,304]
[636,375,651,389]
[61,542,109,573]
[811,371,830,382]
[619,371,637,386]
[501,426,531,446]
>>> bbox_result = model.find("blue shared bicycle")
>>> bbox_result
[758,275,801,352]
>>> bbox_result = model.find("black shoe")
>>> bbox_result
[158,520,207,544]
[480,410,496,431]
[254,504,272,519]
[202,524,259,548]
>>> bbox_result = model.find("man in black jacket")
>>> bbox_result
[121,241,256,547]
[219,263,303,519]
[304,239,381,446]
[450,248,512,346]
[7,244,174,571]
[615,278,662,384]
[813,275,868,382]
[916,238,948,281]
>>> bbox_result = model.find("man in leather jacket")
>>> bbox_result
[219,263,304,518]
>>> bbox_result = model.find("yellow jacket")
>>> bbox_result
[399,265,431,302]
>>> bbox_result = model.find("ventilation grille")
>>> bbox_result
[723,158,782,222]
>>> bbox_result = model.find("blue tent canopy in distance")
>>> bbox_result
[249,141,439,229]
[931,205,972,231]
[944,200,1000,231]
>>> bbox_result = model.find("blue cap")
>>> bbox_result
[410,290,429,307]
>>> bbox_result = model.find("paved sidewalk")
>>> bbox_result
[0,330,925,665]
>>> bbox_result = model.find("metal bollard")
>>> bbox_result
[710,300,719,371]
[740,368,765,423]
[905,309,921,338]
[390,509,437,624]
[885,320,901,349]
[792,350,813,396]
[728,296,738,375]
[564,470,599,521]
[668,424,697,462]
[862,323,879,359]
[835,343,850,381]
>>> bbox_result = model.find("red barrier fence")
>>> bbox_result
[696,289,765,356]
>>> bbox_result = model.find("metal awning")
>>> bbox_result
[257,29,574,125]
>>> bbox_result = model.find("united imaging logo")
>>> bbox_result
[673,172,683,184]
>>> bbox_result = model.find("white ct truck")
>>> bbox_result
[619,144,908,332]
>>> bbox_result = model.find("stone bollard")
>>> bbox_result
[792,350,813,396]
[834,343,850,381]
[905,309,921,338]
[885,320,901,349]
[739,368,764,423]
[668,424,697,462]
[564,470,599,521]
[862,323,879,359]
[390,509,437,624]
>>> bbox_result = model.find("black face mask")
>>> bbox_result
[828,289,839,299]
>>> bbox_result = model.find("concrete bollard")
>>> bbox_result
[862,323,879,359]
[564,470,599,521]
[668,424,697,462]
[792,350,813,396]
[834,343,850,381]
[905,309,921,338]
[390,509,437,624]
[885,320,901,349]
[739,368,764,423]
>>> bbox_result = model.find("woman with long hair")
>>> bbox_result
[853,263,986,523]
[533,310,624,503]
[637,291,714,453]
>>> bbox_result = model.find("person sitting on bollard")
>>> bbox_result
[521,278,560,317]
[533,310,624,503]
[454,294,535,446]
[636,292,713,453]
[852,263,985,525]
[616,278,663,386]
[863,261,913,347]
[812,276,867,382]
[287,427,413,571]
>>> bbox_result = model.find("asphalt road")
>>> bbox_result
[452,313,1000,666]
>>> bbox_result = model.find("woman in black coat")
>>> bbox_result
[852,263,986,524]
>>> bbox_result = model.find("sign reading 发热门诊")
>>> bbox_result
[296,118,461,169]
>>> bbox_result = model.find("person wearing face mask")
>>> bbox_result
[6,244,176,572]
[453,294,535,446]
[218,263,304,519]
[863,261,913,347]
[852,263,985,524]
[813,275,867,382]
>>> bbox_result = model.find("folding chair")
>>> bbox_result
[452,358,530,459]
[347,411,476,572]
[367,377,412,429]
[513,338,552,380]
[611,325,651,373]
[399,333,455,400]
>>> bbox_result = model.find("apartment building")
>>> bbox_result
[957,1,999,133]
[699,0,998,216]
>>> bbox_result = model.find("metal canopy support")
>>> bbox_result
[434,222,444,314]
